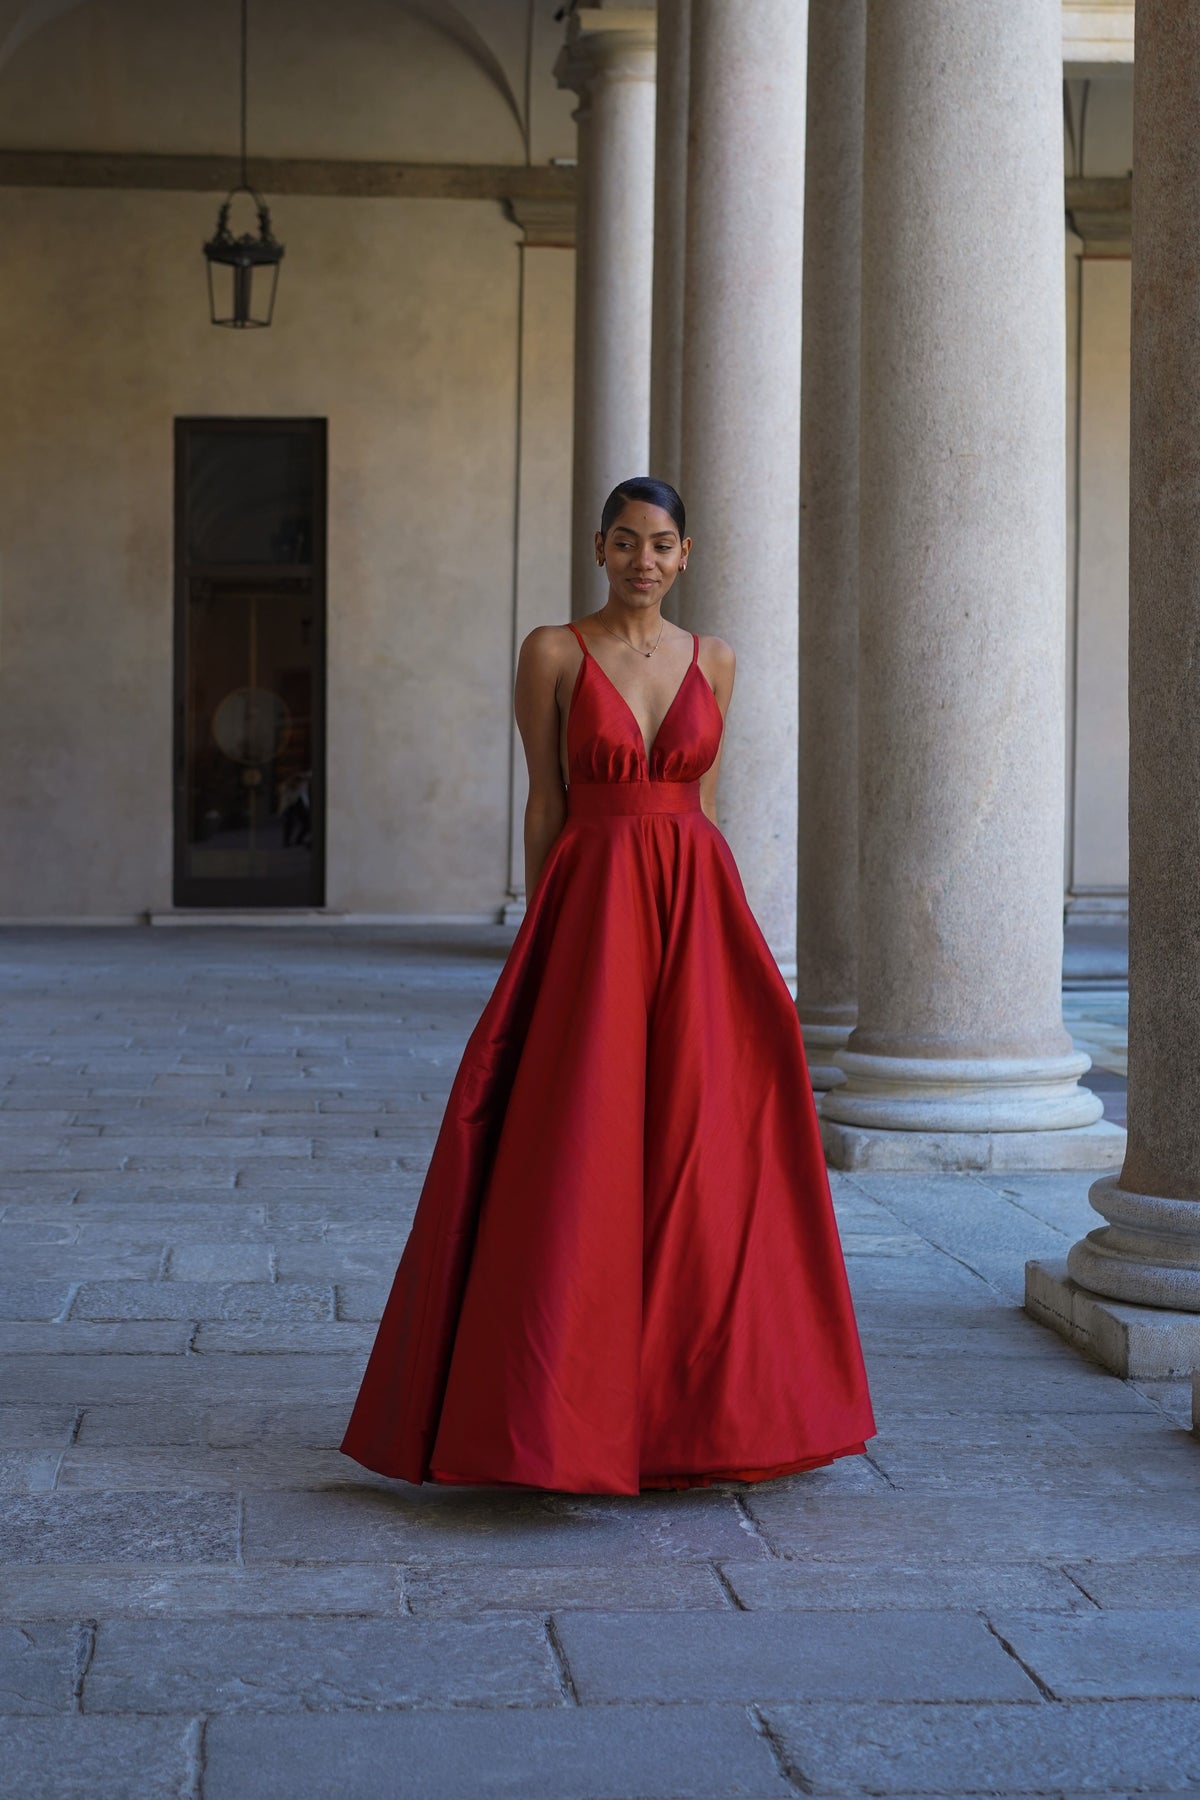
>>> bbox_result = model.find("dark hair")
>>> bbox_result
[600,477,686,541]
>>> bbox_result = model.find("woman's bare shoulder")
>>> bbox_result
[518,623,580,673]
[697,633,736,670]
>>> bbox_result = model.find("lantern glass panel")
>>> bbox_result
[206,255,278,329]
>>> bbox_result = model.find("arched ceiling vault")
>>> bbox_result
[0,0,528,147]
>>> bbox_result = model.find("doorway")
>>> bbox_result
[173,418,327,907]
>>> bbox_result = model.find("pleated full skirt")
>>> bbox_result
[340,802,875,1494]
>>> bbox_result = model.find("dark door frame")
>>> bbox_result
[172,415,328,908]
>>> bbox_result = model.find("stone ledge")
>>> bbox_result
[821,1118,1125,1172]
[1025,1258,1200,1380]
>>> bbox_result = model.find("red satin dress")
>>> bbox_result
[341,624,875,1493]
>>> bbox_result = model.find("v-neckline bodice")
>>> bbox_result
[584,651,699,770]
[568,630,698,770]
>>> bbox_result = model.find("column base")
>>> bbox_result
[820,1048,1104,1133]
[1025,1258,1200,1379]
[801,1021,851,1092]
[821,1117,1125,1172]
[1065,1175,1200,1310]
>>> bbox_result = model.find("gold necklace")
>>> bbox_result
[596,611,665,658]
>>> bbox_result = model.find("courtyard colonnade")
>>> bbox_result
[560,0,1200,1379]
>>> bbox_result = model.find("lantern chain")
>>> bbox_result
[240,0,249,192]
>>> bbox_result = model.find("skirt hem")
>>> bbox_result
[337,1434,873,1496]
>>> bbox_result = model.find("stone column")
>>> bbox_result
[676,0,806,966]
[649,0,689,492]
[795,0,864,1088]
[1027,0,1200,1374]
[819,0,1116,1169]
[556,6,657,619]
[503,201,576,921]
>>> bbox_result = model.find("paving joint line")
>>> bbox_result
[71,1620,97,1712]
[749,1705,812,1795]
[183,1716,208,1800]
[709,1561,748,1610]
[54,1283,80,1324]
[394,1566,414,1617]
[543,1614,581,1705]
[1056,1563,1103,1610]
[981,1612,1058,1701]
[733,1493,779,1557]
[862,1449,896,1490]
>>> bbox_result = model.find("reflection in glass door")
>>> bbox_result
[173,419,326,906]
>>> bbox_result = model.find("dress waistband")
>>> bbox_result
[567,780,703,818]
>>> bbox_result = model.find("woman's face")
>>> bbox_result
[595,503,691,608]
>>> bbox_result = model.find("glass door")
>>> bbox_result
[173,419,326,907]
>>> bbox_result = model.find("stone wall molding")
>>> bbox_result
[0,150,578,205]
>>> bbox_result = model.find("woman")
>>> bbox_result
[341,478,875,1494]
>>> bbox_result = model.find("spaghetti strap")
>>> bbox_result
[691,632,700,665]
[567,621,588,657]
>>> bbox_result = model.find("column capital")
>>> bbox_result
[555,7,657,100]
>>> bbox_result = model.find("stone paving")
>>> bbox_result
[1064,990,1129,1128]
[0,926,1196,1799]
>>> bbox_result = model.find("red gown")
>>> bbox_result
[341,625,875,1494]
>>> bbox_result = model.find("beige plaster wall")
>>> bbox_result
[1070,253,1130,897]
[1063,68,1132,906]
[0,0,576,919]
[506,242,576,901]
[0,185,574,918]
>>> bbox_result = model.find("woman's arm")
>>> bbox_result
[697,636,736,828]
[514,625,570,896]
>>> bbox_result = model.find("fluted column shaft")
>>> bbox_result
[821,0,1103,1153]
[649,0,689,492]
[796,0,864,1087]
[556,10,657,619]
[1066,0,1200,1308]
[676,0,806,963]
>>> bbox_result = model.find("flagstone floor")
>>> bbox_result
[1,926,1197,1799]
[1064,988,1129,1126]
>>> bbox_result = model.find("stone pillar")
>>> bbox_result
[556,6,657,619]
[649,0,689,492]
[795,0,864,1088]
[676,0,805,966]
[819,0,1117,1169]
[1027,0,1200,1374]
[503,201,576,921]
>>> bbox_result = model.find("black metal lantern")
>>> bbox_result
[204,188,284,328]
[204,0,284,328]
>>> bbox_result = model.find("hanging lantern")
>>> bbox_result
[203,0,284,328]
[204,188,284,328]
